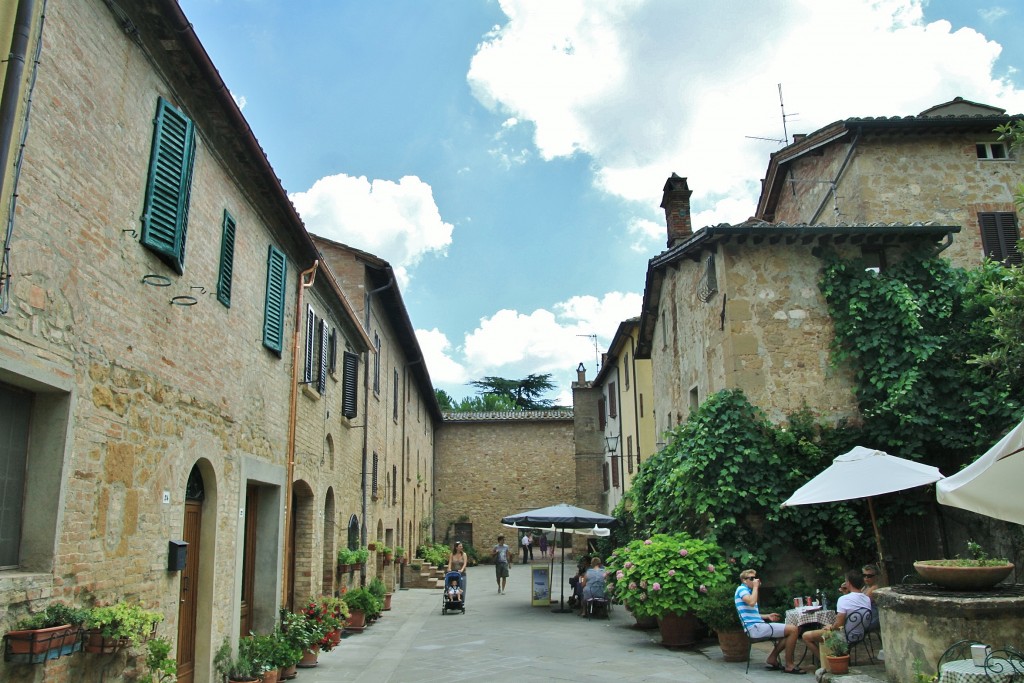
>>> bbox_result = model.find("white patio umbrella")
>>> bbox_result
[781,446,944,583]
[937,418,1024,525]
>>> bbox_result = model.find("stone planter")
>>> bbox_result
[913,562,1014,590]
[656,611,699,649]
[716,630,749,662]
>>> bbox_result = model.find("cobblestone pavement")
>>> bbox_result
[294,564,888,683]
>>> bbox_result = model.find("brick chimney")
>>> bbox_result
[661,173,693,247]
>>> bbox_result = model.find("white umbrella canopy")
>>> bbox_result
[782,446,945,583]
[937,418,1024,525]
[782,446,945,506]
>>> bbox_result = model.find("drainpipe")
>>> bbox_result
[282,261,318,606]
[0,0,33,194]
[628,334,641,471]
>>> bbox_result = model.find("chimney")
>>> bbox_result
[576,362,587,384]
[661,173,693,247]
[792,133,807,143]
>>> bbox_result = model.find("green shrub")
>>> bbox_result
[15,603,88,630]
[417,543,450,568]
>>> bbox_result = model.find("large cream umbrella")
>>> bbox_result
[781,446,945,584]
[937,418,1024,524]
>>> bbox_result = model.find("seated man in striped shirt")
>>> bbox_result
[735,569,804,674]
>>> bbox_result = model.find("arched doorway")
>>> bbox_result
[321,488,336,595]
[176,465,204,683]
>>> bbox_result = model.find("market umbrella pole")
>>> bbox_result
[552,528,570,613]
[866,497,888,585]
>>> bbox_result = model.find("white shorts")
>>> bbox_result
[746,622,786,639]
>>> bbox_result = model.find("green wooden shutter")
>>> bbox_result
[216,211,236,307]
[979,212,1022,264]
[342,351,358,418]
[317,319,328,394]
[140,98,196,274]
[263,246,287,355]
[304,305,315,383]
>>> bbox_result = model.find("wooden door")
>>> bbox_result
[176,500,201,683]
[240,485,258,636]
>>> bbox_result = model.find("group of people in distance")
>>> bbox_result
[735,564,882,674]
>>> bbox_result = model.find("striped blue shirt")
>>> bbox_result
[734,584,761,629]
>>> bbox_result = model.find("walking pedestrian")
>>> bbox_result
[539,533,548,558]
[492,534,510,594]
[521,532,531,564]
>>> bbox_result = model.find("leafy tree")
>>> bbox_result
[434,387,517,412]
[435,388,455,411]
[468,373,556,410]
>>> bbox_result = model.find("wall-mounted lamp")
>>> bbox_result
[605,434,620,452]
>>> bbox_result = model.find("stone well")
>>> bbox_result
[876,584,1024,683]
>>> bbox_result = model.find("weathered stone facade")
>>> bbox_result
[434,412,575,559]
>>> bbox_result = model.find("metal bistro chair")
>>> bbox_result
[844,608,876,665]
[938,641,1024,681]
[740,614,781,674]
[585,580,611,620]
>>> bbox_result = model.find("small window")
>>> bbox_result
[393,368,399,422]
[597,398,606,430]
[861,248,886,274]
[328,329,338,375]
[611,455,620,488]
[627,436,634,474]
[979,212,1023,265]
[216,211,236,307]
[262,246,287,355]
[608,382,617,418]
[140,98,196,274]
[602,462,609,491]
[623,354,630,390]
[689,386,699,415]
[373,334,381,395]
[976,142,1008,160]
[303,305,316,385]
[371,452,379,500]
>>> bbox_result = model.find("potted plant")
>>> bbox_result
[337,547,357,573]
[238,632,279,683]
[341,588,381,632]
[213,637,260,682]
[84,602,163,653]
[608,532,728,648]
[409,560,422,572]
[279,610,323,676]
[299,596,341,656]
[378,545,393,565]
[914,540,1014,590]
[3,602,87,663]
[267,627,302,680]
[395,546,406,564]
[137,636,177,683]
[822,629,850,674]
[693,582,747,662]
[368,577,392,611]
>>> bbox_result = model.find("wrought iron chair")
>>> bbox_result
[983,647,1024,681]
[844,608,875,665]
[738,609,781,674]
[584,579,611,620]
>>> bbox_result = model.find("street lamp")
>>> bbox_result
[605,434,620,452]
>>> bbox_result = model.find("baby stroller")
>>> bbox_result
[442,571,466,614]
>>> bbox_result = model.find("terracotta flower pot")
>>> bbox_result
[716,630,750,662]
[383,593,393,611]
[913,561,1014,590]
[83,629,129,654]
[3,624,81,663]
[345,609,366,632]
[279,664,298,680]
[827,654,850,674]
[297,646,319,668]
[260,669,280,683]
[657,611,699,649]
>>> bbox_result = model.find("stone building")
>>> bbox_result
[434,411,575,559]
[0,2,426,681]
[574,320,657,515]
[312,236,442,589]
[637,175,960,433]
[756,97,1023,269]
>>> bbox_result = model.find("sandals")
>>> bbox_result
[782,668,806,675]
[764,662,783,671]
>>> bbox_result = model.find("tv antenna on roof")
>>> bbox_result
[746,83,796,146]
[576,333,599,373]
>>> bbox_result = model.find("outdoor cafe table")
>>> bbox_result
[938,659,1015,683]
[785,606,837,629]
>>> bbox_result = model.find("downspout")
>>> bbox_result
[282,260,318,605]
[809,128,861,224]
[0,0,38,315]
[360,276,395,558]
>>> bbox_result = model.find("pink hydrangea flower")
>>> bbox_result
[639,593,647,601]
[652,582,661,591]
[699,584,708,593]
[668,569,676,577]
[628,582,637,590]
[707,564,716,572]
[644,539,653,545]
[679,548,688,557]
[640,580,648,589]
[607,582,615,591]
[617,570,625,580]
[624,561,633,569]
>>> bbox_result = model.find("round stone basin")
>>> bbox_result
[876,584,1024,683]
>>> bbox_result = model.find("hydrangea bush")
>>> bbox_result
[607,532,728,619]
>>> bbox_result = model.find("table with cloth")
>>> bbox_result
[938,659,1016,683]
[785,607,836,628]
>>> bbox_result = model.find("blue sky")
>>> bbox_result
[178,0,1024,405]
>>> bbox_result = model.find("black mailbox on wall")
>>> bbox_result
[168,540,188,571]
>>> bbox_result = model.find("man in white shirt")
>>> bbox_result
[802,569,873,661]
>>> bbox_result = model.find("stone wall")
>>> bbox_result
[434,413,575,559]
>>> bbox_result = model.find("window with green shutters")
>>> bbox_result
[317,319,328,394]
[263,245,287,355]
[304,305,316,384]
[216,210,236,307]
[979,212,1022,265]
[342,351,358,419]
[140,98,196,274]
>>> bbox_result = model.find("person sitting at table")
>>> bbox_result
[861,564,882,632]
[579,556,607,616]
[802,569,873,661]
[735,569,804,674]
